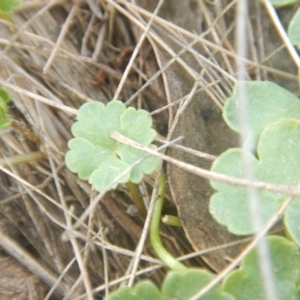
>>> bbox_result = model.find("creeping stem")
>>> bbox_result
[150,174,186,271]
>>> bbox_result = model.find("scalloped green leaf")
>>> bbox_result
[65,100,160,191]
[120,107,157,146]
[105,281,162,300]
[224,81,300,150]
[223,236,300,300]
[0,0,20,12]
[161,269,233,300]
[270,0,299,6]
[119,144,159,183]
[210,118,300,236]
[288,7,300,49]
[105,269,233,300]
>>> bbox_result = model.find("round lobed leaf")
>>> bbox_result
[210,118,300,236]
[105,269,233,300]
[223,236,300,300]
[223,81,300,150]
[120,107,157,146]
[65,100,160,191]
[161,269,233,300]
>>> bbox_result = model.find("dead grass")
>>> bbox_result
[0,0,298,299]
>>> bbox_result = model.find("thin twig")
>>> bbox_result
[113,0,165,100]
[43,5,77,73]
[111,132,300,197]
[0,231,64,297]
[263,0,300,69]
[0,80,77,115]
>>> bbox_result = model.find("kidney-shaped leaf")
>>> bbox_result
[224,81,300,149]
[65,100,160,191]
[161,269,233,300]
[223,236,300,300]
[210,118,300,240]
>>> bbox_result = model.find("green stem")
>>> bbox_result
[150,174,187,271]
[126,182,147,219]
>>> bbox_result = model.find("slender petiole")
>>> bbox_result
[150,173,186,271]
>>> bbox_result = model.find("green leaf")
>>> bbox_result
[0,87,10,118]
[65,100,160,191]
[210,118,300,236]
[0,87,10,104]
[120,107,157,146]
[288,7,300,49]
[269,0,299,6]
[105,269,233,300]
[0,117,12,130]
[0,87,12,130]
[223,236,300,300]
[119,144,159,183]
[0,0,20,12]
[161,269,233,300]
[0,100,7,118]
[105,281,162,300]
[223,81,300,150]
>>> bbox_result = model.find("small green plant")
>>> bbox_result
[209,81,300,246]
[207,80,300,299]
[65,101,184,268]
[65,100,160,192]
[106,268,233,300]
[66,91,300,299]
[105,235,300,300]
